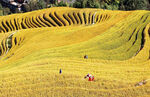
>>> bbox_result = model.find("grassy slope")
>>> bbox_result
[0,7,150,97]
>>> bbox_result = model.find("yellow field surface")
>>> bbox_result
[0,7,150,97]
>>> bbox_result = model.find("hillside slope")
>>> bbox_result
[0,7,150,97]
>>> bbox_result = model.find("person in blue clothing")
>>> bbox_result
[59,69,62,74]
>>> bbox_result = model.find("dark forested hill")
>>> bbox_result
[0,0,150,16]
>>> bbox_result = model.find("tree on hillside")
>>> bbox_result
[0,3,3,16]
[22,4,30,12]
[86,0,100,8]
[37,0,47,9]
[73,0,83,8]
[29,1,39,11]
[99,0,119,10]
[119,0,125,10]
[0,3,2,10]
[73,0,100,8]
[28,0,46,11]
[57,1,68,7]
[146,0,150,10]
[122,0,148,10]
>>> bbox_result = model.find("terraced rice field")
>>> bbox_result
[0,7,150,97]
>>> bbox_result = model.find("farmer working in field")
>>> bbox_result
[84,73,94,81]
[84,55,88,59]
[59,69,62,74]
[135,80,147,87]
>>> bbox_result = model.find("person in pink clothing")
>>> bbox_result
[84,73,94,81]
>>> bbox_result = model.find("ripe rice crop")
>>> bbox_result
[0,7,149,97]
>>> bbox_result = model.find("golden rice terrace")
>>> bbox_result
[0,7,150,97]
